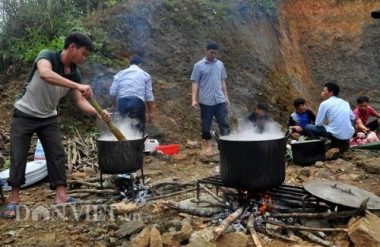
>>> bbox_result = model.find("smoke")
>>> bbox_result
[97,114,143,141]
[221,119,284,141]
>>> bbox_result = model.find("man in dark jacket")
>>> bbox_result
[288,98,316,140]
[247,102,271,133]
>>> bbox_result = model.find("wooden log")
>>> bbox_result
[67,141,72,172]
[79,196,120,220]
[147,187,197,201]
[297,230,334,247]
[71,141,78,166]
[247,213,263,247]
[74,199,109,205]
[271,197,369,219]
[199,184,225,205]
[266,220,347,232]
[86,96,126,141]
[48,189,116,197]
[213,207,245,240]
[65,193,91,198]
[67,179,102,189]
[264,228,300,243]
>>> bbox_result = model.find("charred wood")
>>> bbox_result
[213,206,245,240]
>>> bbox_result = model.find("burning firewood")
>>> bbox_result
[213,206,245,240]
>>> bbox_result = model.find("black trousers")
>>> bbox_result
[8,109,67,190]
[366,119,379,131]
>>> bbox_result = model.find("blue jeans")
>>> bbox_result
[118,96,145,134]
[304,124,329,138]
[200,103,230,140]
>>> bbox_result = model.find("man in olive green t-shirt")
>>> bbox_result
[1,32,111,219]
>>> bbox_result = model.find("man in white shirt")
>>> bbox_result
[305,82,354,151]
[110,55,154,134]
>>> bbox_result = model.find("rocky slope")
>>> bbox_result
[78,0,380,141]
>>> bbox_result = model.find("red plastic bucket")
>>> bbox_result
[155,144,180,155]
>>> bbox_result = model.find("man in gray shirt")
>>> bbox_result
[1,32,111,219]
[191,42,230,156]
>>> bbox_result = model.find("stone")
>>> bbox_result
[325,148,340,160]
[177,196,224,217]
[215,232,248,247]
[199,153,220,164]
[131,227,150,247]
[186,239,216,247]
[150,226,163,247]
[162,218,193,246]
[356,157,380,174]
[115,220,145,239]
[110,201,140,215]
[189,228,215,243]
[348,211,380,247]
[314,161,324,167]
[299,168,310,177]
[29,233,56,246]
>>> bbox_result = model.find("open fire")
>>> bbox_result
[186,175,370,246]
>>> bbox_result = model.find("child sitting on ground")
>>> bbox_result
[287,98,316,140]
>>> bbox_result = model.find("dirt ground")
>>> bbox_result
[1,140,380,246]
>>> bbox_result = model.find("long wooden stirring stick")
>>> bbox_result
[86,96,127,141]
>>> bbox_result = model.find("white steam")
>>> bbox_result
[97,114,143,141]
[221,120,284,141]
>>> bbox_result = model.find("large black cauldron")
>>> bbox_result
[97,137,146,174]
[213,133,286,191]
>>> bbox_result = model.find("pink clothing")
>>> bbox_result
[350,131,379,147]
[353,106,378,125]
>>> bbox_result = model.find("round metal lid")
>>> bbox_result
[303,180,380,210]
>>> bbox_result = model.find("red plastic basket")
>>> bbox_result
[155,144,180,155]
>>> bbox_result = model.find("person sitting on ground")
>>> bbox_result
[305,82,354,152]
[247,102,271,133]
[287,98,316,140]
[353,96,380,134]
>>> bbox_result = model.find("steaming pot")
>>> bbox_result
[97,137,146,174]
[212,132,286,191]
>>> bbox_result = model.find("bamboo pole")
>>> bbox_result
[86,96,126,141]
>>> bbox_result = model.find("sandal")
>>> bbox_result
[54,197,78,206]
[0,203,18,219]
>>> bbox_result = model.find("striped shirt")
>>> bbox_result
[110,65,153,102]
[190,58,227,106]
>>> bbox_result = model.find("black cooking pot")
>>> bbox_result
[212,132,286,191]
[97,136,147,174]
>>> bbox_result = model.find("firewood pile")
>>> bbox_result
[159,186,372,247]
[64,129,99,173]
